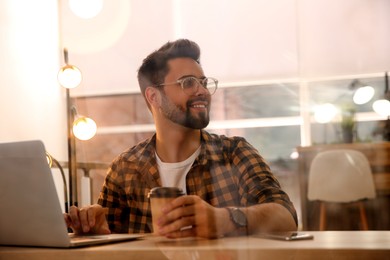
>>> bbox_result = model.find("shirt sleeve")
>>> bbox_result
[231,137,298,226]
[97,161,130,233]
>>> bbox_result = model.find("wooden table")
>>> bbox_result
[297,142,390,230]
[1,231,389,259]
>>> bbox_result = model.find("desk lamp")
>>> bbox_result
[57,48,96,207]
[372,72,390,141]
[372,72,390,117]
[349,79,375,105]
[71,107,97,141]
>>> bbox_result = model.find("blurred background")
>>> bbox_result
[1,0,389,231]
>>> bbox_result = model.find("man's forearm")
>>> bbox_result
[246,203,297,234]
[220,203,297,237]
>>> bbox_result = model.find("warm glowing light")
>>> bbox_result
[46,152,53,167]
[73,117,97,140]
[57,65,82,89]
[353,86,375,105]
[372,99,390,117]
[314,103,338,123]
[290,151,299,160]
[68,0,103,19]
[62,0,130,53]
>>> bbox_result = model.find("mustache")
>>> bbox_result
[186,96,210,106]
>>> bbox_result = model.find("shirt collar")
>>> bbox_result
[131,130,226,186]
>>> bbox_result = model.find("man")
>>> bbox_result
[65,39,297,238]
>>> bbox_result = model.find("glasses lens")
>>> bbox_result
[204,78,217,95]
[182,77,197,89]
[181,77,197,95]
[181,77,218,95]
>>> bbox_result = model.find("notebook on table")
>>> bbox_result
[0,140,143,248]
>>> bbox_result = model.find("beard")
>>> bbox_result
[159,92,210,129]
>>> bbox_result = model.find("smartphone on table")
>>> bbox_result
[255,231,314,241]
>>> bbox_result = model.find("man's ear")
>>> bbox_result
[145,86,161,109]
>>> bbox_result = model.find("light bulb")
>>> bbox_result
[373,99,390,117]
[353,86,375,105]
[57,65,82,89]
[69,0,103,19]
[314,103,338,123]
[72,117,97,140]
[290,151,299,160]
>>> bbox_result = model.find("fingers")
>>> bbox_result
[158,215,195,236]
[79,207,92,233]
[157,195,221,239]
[157,195,200,237]
[68,206,82,233]
[66,204,108,234]
[87,207,96,227]
[159,196,197,225]
[63,213,72,227]
[161,203,196,223]
[162,195,196,214]
[164,226,196,239]
[89,205,111,234]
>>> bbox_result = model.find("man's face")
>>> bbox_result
[158,57,211,129]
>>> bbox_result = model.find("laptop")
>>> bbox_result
[0,140,143,248]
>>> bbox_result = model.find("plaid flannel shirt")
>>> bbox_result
[98,130,298,233]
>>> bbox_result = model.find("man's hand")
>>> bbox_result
[156,195,229,239]
[63,204,111,235]
[155,196,297,239]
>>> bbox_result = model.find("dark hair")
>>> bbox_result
[137,39,201,102]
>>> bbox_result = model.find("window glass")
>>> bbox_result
[309,77,385,113]
[211,83,300,121]
[75,94,153,127]
[308,76,386,144]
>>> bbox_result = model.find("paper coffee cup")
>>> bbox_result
[148,187,184,234]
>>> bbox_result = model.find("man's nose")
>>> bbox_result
[194,82,209,96]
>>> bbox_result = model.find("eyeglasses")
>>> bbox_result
[156,76,218,96]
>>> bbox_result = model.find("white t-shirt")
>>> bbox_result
[156,146,201,194]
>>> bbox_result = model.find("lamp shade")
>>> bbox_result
[349,79,375,105]
[72,116,97,140]
[353,86,375,105]
[57,64,82,89]
[372,99,390,117]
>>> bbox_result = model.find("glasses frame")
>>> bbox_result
[155,76,218,95]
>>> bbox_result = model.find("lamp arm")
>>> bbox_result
[71,106,78,118]
[51,157,69,213]
[63,48,69,65]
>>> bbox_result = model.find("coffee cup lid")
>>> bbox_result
[148,187,184,198]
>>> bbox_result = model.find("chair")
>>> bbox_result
[307,149,376,230]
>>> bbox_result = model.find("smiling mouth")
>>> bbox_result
[191,104,207,109]
[187,97,209,111]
